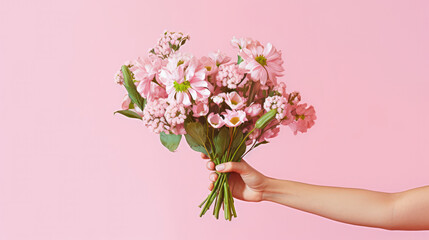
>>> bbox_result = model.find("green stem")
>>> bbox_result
[230,127,255,162]
[223,181,231,220]
[200,174,222,216]
[214,182,224,219]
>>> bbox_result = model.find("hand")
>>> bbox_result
[201,153,269,202]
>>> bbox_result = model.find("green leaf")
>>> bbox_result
[237,55,243,65]
[114,110,142,120]
[184,121,207,146]
[214,127,230,157]
[122,65,146,111]
[184,134,208,155]
[232,143,246,162]
[254,140,269,149]
[231,129,244,151]
[160,132,182,152]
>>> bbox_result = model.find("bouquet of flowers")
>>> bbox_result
[114,31,316,220]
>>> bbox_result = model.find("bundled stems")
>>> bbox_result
[199,172,236,220]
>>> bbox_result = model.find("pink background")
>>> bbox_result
[1,0,429,239]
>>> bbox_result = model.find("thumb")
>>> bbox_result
[215,160,251,175]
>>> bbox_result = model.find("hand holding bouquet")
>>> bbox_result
[114,31,316,220]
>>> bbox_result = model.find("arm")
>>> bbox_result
[206,157,429,230]
[263,178,429,230]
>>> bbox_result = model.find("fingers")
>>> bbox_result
[209,172,218,182]
[215,160,251,175]
[206,161,215,170]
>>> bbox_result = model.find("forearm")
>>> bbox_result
[262,178,396,230]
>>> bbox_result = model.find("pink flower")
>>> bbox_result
[142,98,170,134]
[209,50,231,66]
[248,128,261,141]
[164,52,193,72]
[288,91,301,105]
[211,94,224,105]
[264,96,291,121]
[222,109,247,127]
[149,31,190,58]
[159,57,210,106]
[289,104,317,135]
[273,82,287,97]
[216,63,247,89]
[207,113,225,128]
[260,126,280,141]
[171,124,186,135]
[121,95,132,110]
[245,103,262,117]
[149,83,168,100]
[240,42,284,85]
[132,57,162,99]
[165,101,187,126]
[225,91,245,110]
[192,101,209,117]
[231,37,261,50]
[121,95,143,117]
[200,56,217,76]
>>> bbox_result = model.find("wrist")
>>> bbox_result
[261,177,291,202]
[261,177,279,202]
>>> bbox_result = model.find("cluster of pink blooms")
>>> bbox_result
[149,31,190,59]
[115,31,316,145]
[216,64,247,89]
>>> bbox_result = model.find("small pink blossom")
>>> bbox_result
[211,94,224,105]
[248,128,260,140]
[288,91,301,105]
[149,31,190,58]
[165,101,187,126]
[121,95,132,110]
[225,92,245,110]
[289,104,317,135]
[207,113,225,128]
[149,83,168,100]
[200,56,217,76]
[192,101,209,117]
[143,98,170,134]
[121,95,143,117]
[273,82,287,97]
[171,124,186,135]
[209,50,231,66]
[264,96,292,121]
[260,126,280,141]
[245,103,262,117]
[216,63,247,89]
[164,52,193,72]
[222,109,247,127]
[231,37,261,50]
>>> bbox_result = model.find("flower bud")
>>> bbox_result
[255,109,277,129]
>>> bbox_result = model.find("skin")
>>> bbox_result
[202,153,429,230]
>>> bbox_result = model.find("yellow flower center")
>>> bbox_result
[255,55,267,66]
[230,117,240,125]
[174,81,191,92]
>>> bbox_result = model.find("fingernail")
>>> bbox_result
[216,164,225,171]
